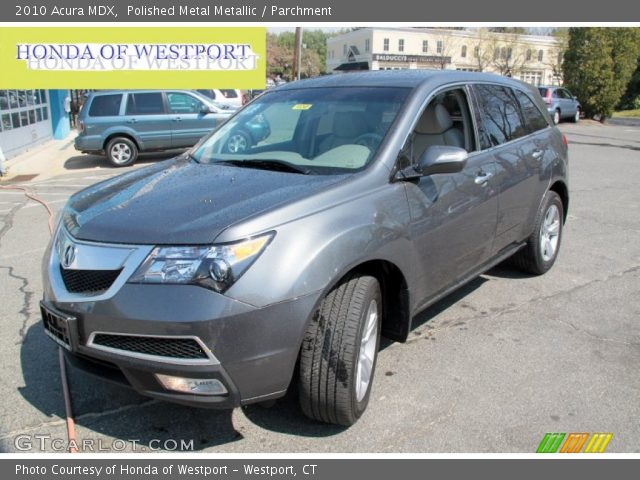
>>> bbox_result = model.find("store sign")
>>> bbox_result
[373,53,451,64]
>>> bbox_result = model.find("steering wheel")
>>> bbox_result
[353,133,383,151]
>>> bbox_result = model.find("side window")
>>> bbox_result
[125,92,165,115]
[88,94,122,117]
[514,89,549,133]
[167,93,204,114]
[408,87,474,165]
[473,84,527,147]
[219,89,238,99]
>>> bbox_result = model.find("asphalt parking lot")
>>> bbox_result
[0,122,638,453]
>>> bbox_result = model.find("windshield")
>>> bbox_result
[192,86,410,174]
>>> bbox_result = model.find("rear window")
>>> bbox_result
[514,90,549,133]
[474,84,527,148]
[88,94,122,117]
[219,89,238,98]
[196,89,215,100]
[538,88,548,98]
[125,93,165,115]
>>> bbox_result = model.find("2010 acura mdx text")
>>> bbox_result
[42,71,569,426]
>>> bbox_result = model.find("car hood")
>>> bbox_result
[62,158,348,245]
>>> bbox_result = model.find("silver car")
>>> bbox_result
[538,86,582,124]
[42,71,569,426]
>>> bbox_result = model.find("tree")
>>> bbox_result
[618,60,640,110]
[468,28,494,72]
[431,33,459,70]
[489,34,529,77]
[563,28,640,120]
[544,28,569,85]
[266,29,331,77]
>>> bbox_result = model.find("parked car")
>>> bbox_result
[195,89,243,109]
[74,90,259,167]
[43,71,568,426]
[538,86,581,124]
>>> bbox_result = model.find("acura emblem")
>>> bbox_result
[62,244,76,268]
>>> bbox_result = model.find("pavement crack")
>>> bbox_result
[0,264,35,345]
[406,265,640,346]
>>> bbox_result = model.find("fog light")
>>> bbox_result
[155,374,228,396]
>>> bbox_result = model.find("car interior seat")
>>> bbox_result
[318,111,369,154]
[412,103,465,162]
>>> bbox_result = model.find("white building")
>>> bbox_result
[326,28,563,86]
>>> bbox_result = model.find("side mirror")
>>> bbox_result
[417,145,468,176]
[201,104,216,114]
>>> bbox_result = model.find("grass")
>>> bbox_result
[613,109,640,118]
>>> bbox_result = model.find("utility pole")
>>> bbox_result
[293,27,303,81]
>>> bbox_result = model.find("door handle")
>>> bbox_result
[532,149,543,159]
[474,172,493,185]
[127,118,137,124]
[174,116,182,122]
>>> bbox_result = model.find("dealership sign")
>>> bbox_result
[373,53,451,64]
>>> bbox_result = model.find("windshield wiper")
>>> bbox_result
[216,159,311,175]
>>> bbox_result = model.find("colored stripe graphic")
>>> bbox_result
[536,433,566,453]
[584,433,613,453]
[560,433,589,453]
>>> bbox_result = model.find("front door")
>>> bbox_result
[166,92,220,148]
[403,87,499,301]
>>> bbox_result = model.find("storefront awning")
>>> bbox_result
[334,62,369,71]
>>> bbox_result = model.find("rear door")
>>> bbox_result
[559,88,578,117]
[471,84,549,253]
[123,92,171,150]
[166,92,220,148]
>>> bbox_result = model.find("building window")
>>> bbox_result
[437,40,443,54]
[494,48,500,60]
[474,46,480,58]
[343,44,347,56]
[365,39,370,53]
[538,49,544,62]
[526,49,532,61]
[383,38,389,52]
[398,39,405,52]
[422,40,428,53]
[461,45,467,58]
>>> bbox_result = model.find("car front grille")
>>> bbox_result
[91,334,209,360]
[60,267,121,294]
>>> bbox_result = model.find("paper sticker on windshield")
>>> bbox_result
[292,104,312,110]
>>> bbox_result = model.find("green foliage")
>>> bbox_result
[266,29,332,79]
[563,28,640,120]
[618,63,640,110]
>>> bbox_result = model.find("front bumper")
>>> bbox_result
[42,284,320,408]
[42,225,321,409]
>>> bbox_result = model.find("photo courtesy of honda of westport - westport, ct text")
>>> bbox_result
[0,0,639,479]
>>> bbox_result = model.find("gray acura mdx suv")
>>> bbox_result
[42,71,568,426]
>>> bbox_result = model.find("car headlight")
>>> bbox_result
[128,233,273,293]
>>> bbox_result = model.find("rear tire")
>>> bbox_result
[106,137,138,167]
[512,191,564,275]
[299,275,381,426]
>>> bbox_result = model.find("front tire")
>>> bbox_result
[106,137,138,167]
[512,191,564,275]
[299,275,382,426]
[572,108,580,123]
[553,109,561,125]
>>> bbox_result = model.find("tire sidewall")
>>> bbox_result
[350,279,382,420]
[106,137,138,167]
[533,192,564,273]
[553,110,561,125]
